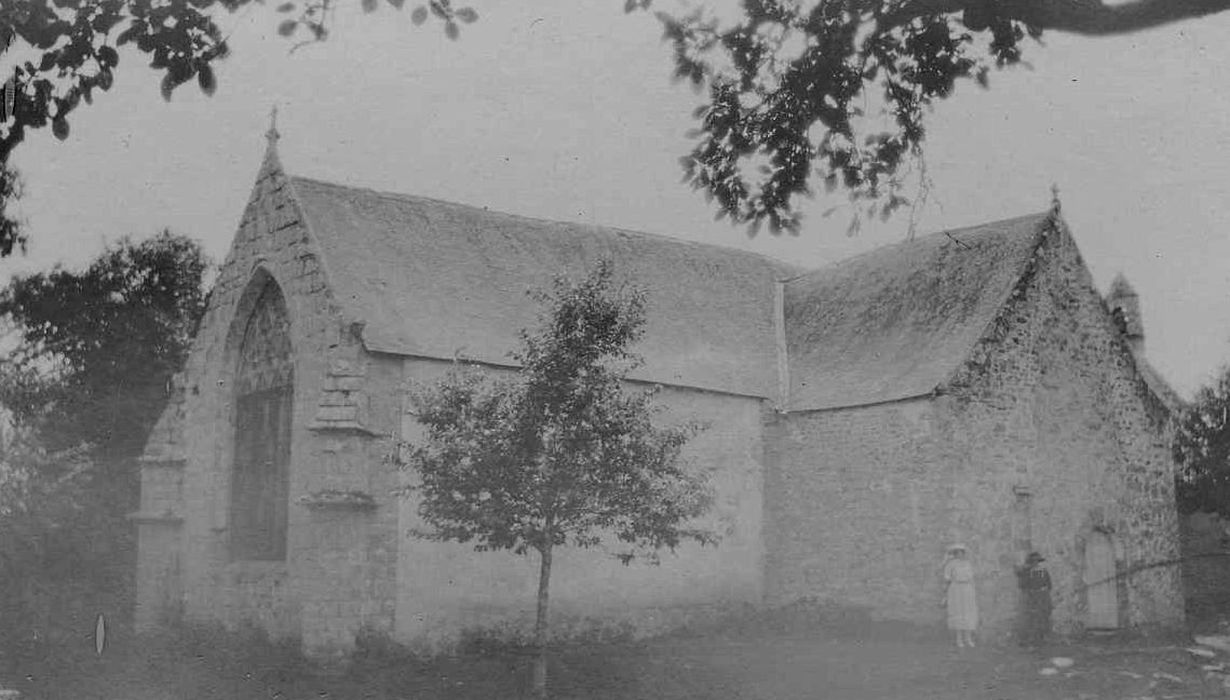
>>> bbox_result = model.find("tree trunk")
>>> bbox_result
[532,543,553,700]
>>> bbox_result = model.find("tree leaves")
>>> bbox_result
[158,72,176,101]
[659,3,1042,234]
[405,1,476,36]
[0,0,232,213]
[1175,367,1230,516]
[96,46,119,69]
[0,165,25,258]
[12,0,1214,262]
[51,116,68,141]
[0,231,209,458]
[0,232,209,618]
[0,0,486,261]
[403,260,714,562]
[197,64,216,96]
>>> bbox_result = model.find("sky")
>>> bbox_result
[1,0,1227,399]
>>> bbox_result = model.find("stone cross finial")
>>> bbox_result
[1050,182,1061,215]
[266,104,280,144]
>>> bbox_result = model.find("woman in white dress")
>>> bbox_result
[943,543,979,648]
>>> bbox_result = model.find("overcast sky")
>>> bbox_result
[1,1,1227,399]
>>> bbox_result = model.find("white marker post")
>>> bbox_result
[94,613,106,656]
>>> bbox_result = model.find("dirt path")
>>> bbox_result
[3,624,1222,700]
[549,636,1195,700]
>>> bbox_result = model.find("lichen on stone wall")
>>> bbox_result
[764,216,1184,638]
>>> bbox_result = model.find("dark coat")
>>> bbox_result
[1016,565,1052,643]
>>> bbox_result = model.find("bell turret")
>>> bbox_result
[1106,273,1143,355]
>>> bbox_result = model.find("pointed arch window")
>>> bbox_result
[230,279,293,561]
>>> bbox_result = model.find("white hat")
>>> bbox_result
[947,543,968,553]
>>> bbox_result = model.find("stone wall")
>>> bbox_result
[140,152,1183,658]
[293,348,401,658]
[394,357,768,651]
[764,220,1183,638]
[944,219,1182,634]
[135,144,402,659]
[763,398,954,625]
[138,140,771,659]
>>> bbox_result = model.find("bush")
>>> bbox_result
[351,624,415,669]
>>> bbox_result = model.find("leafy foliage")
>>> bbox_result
[2,0,1225,252]
[0,0,471,255]
[0,164,23,257]
[0,0,224,252]
[0,231,209,631]
[659,0,1230,234]
[402,260,715,561]
[401,260,714,697]
[277,0,478,47]
[0,230,209,460]
[1174,365,1230,516]
[660,2,1030,234]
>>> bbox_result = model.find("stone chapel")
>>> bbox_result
[134,134,1186,657]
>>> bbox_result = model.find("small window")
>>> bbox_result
[230,279,293,561]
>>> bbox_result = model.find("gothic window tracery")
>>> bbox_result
[229,278,293,561]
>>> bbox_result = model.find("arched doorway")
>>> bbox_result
[1084,531,1119,629]
[229,277,293,561]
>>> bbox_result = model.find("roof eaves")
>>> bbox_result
[392,351,774,401]
[785,390,937,415]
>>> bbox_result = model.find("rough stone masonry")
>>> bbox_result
[134,135,1185,658]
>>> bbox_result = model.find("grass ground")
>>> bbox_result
[0,608,1222,700]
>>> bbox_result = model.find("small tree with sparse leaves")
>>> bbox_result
[399,260,715,699]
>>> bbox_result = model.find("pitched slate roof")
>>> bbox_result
[288,176,801,398]
[274,148,1181,414]
[783,213,1052,411]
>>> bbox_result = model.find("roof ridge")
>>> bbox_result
[288,174,804,277]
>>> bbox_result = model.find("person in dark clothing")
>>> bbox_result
[1016,551,1052,647]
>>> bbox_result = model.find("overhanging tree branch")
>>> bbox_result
[881,0,1230,35]
[661,0,1230,235]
